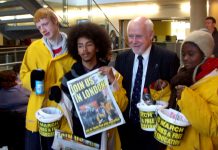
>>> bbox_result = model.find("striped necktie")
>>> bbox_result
[130,55,143,123]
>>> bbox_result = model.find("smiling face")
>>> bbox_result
[77,37,98,68]
[127,19,153,55]
[181,42,204,69]
[36,18,59,41]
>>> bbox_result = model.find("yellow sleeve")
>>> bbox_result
[59,117,73,134]
[20,47,33,91]
[150,83,171,102]
[107,128,121,150]
[178,87,218,137]
[111,69,128,112]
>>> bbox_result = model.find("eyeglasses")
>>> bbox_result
[128,34,144,39]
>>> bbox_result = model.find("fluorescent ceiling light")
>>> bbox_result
[0,1,6,3]
[180,2,190,13]
[0,14,33,21]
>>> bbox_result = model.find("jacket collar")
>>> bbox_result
[72,61,107,76]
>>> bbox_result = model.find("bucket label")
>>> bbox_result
[156,116,185,133]
[154,131,181,146]
[154,116,186,146]
[139,111,156,130]
[155,123,184,139]
[39,121,59,137]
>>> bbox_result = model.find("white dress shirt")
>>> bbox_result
[131,46,151,100]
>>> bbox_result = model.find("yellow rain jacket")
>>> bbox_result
[108,70,128,150]
[20,39,75,132]
[61,64,128,150]
[150,83,171,102]
[167,69,218,150]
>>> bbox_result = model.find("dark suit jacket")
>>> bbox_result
[115,44,180,119]
[212,28,218,57]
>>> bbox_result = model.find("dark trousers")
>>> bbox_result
[25,130,54,150]
[118,121,166,150]
[0,110,26,150]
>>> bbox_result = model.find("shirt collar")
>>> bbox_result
[134,45,151,60]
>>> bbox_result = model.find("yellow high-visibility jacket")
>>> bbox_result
[150,83,171,102]
[167,69,218,150]
[108,70,128,150]
[61,64,128,150]
[20,39,75,132]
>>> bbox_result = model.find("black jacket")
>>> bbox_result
[114,44,180,150]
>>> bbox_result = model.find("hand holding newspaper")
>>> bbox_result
[66,69,125,137]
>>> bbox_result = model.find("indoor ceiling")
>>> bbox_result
[0,0,190,40]
[45,0,189,6]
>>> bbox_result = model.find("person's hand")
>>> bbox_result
[153,79,168,91]
[175,85,185,99]
[49,86,62,103]
[99,67,115,84]
[30,69,45,90]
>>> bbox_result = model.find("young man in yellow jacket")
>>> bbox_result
[20,8,75,150]
[60,22,128,150]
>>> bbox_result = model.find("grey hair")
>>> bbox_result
[127,17,154,32]
[127,17,154,38]
[144,18,154,32]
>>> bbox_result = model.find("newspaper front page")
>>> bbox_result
[67,69,125,137]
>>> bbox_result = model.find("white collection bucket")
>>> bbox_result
[154,108,190,146]
[137,101,168,131]
[35,107,63,137]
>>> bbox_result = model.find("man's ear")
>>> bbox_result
[150,31,154,40]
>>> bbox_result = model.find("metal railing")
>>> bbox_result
[0,46,129,71]
[0,46,27,70]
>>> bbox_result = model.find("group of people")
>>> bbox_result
[7,6,216,150]
[19,7,127,150]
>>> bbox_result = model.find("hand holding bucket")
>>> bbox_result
[154,108,190,146]
[35,107,63,137]
[137,100,168,131]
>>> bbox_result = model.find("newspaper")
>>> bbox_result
[67,69,125,137]
[59,91,74,132]
[52,130,99,150]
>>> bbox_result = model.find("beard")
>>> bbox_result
[132,48,144,55]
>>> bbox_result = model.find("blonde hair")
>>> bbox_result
[34,8,58,24]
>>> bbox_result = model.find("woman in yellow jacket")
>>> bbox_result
[163,30,218,150]
[20,8,75,150]
[56,22,128,150]
[150,30,218,150]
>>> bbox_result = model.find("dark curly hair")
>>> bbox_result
[67,22,112,64]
